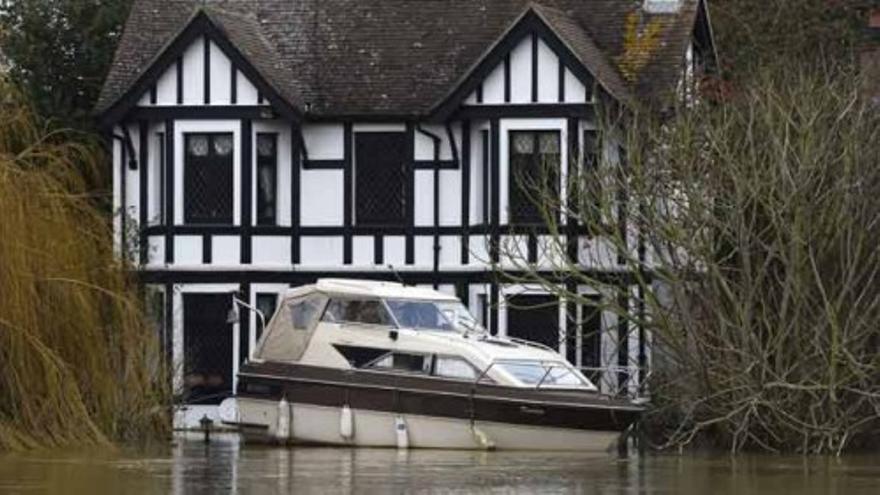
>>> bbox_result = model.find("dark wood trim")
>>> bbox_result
[291,124,301,264]
[203,234,213,264]
[566,117,579,263]
[413,159,457,170]
[343,122,354,264]
[617,290,629,393]
[138,120,149,265]
[164,120,175,264]
[455,104,594,120]
[490,281,499,335]
[558,59,566,102]
[240,119,253,264]
[527,233,538,264]
[127,106,278,121]
[489,119,500,265]
[374,235,384,265]
[460,120,471,265]
[230,65,238,104]
[149,84,157,105]
[97,12,301,129]
[203,36,211,105]
[302,159,345,170]
[405,123,416,265]
[531,33,539,103]
[503,53,511,103]
[144,223,592,238]
[138,267,642,287]
[476,83,483,104]
[430,10,597,121]
[176,57,183,105]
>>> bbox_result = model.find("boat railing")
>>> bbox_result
[472,360,651,401]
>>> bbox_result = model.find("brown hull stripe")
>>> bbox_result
[237,362,640,432]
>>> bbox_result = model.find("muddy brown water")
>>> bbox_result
[1,433,879,494]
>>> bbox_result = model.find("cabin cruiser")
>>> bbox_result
[226,279,642,451]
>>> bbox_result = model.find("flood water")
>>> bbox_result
[1,433,879,494]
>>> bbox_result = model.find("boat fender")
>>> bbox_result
[276,396,290,442]
[394,415,409,449]
[471,425,495,451]
[340,404,354,439]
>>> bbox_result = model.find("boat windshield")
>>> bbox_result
[497,360,595,389]
[435,301,485,334]
[384,299,456,331]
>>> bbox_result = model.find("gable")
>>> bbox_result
[98,9,300,128]
[135,36,266,107]
[462,34,589,106]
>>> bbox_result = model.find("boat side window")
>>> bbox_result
[433,356,479,381]
[288,296,324,330]
[367,352,431,374]
[322,298,394,326]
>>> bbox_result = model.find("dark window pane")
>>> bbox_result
[255,293,278,340]
[369,352,430,374]
[355,132,408,226]
[184,133,234,224]
[509,131,560,224]
[256,133,277,225]
[183,294,233,404]
[506,294,560,351]
[322,299,394,326]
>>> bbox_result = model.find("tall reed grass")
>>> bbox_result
[0,77,168,450]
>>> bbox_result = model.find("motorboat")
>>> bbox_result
[226,279,642,451]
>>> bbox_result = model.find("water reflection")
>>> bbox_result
[1,433,879,494]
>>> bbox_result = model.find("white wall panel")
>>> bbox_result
[468,235,491,265]
[147,123,165,225]
[537,39,560,103]
[414,170,433,226]
[182,37,205,105]
[174,235,203,265]
[300,237,343,266]
[438,169,461,226]
[414,236,434,267]
[300,170,343,226]
[237,70,260,105]
[564,67,586,103]
[156,62,177,105]
[252,236,291,265]
[209,41,232,104]
[146,236,165,266]
[212,235,240,265]
[303,124,344,159]
[509,36,532,103]
[383,236,406,266]
[439,236,461,267]
[352,236,375,265]
[482,64,505,104]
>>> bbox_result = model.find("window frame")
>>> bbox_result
[320,297,398,327]
[255,132,278,226]
[507,130,562,225]
[353,131,409,227]
[183,132,235,225]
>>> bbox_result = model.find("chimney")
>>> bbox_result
[643,0,682,14]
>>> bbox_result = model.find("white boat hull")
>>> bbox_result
[237,398,621,452]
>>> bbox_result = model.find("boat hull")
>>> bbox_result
[235,362,640,452]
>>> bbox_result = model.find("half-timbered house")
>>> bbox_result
[98,0,716,426]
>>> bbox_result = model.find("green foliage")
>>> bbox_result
[0,0,132,132]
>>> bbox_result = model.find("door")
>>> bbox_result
[183,293,234,404]
[505,294,560,351]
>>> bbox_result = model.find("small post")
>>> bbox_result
[199,414,214,444]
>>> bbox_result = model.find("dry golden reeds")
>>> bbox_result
[0,77,169,450]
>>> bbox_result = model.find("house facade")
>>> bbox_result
[98,0,715,425]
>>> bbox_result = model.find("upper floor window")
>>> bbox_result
[508,130,560,224]
[256,133,278,226]
[184,133,234,224]
[355,132,408,226]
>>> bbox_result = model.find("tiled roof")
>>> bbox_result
[97,0,704,118]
